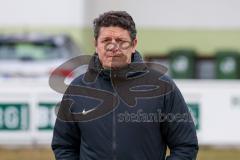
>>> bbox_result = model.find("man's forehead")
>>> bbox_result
[99,26,130,38]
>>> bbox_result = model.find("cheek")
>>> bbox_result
[96,46,106,58]
[122,50,133,61]
[96,45,103,54]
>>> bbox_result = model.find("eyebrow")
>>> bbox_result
[100,37,130,41]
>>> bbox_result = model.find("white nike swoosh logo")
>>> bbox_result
[82,108,96,115]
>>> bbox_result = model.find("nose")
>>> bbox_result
[111,39,120,52]
[112,45,119,53]
[105,40,120,52]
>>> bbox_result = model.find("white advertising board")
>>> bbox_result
[0,79,240,146]
[177,80,240,146]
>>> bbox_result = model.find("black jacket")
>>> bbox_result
[52,51,198,160]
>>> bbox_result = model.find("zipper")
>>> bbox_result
[111,71,117,160]
[112,104,117,160]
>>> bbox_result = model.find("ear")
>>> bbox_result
[94,38,97,47]
[94,39,98,53]
[131,38,138,53]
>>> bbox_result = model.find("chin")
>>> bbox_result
[111,64,129,70]
[103,62,121,69]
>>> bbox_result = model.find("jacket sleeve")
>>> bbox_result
[161,83,199,160]
[51,95,81,160]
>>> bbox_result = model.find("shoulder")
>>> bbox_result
[63,74,86,97]
[68,74,86,86]
[160,74,174,84]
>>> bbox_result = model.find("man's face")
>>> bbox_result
[95,26,137,69]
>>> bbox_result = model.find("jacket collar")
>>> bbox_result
[85,51,147,81]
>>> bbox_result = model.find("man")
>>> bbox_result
[52,11,198,160]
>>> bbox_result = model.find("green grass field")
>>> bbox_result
[0,147,240,160]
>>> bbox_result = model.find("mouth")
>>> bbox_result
[106,55,122,58]
[105,51,123,57]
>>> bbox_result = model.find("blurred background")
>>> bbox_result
[0,0,240,159]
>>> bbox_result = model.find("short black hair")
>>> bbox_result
[93,11,137,41]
